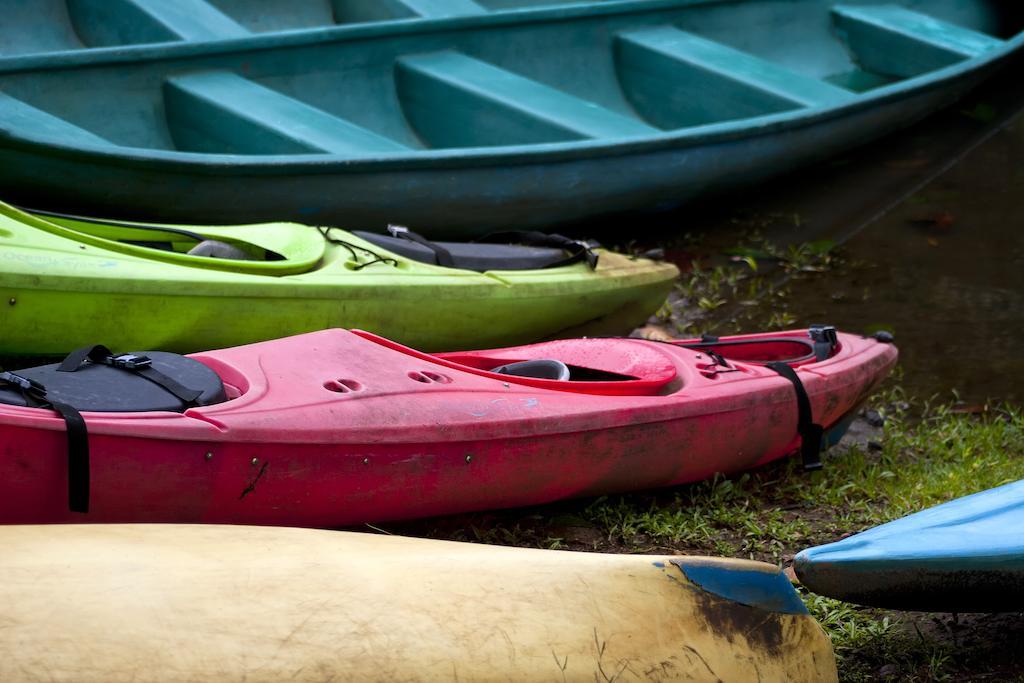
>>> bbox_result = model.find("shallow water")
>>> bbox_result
[639,60,1024,404]
[785,114,1024,403]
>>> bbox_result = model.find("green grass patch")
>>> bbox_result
[583,392,1024,560]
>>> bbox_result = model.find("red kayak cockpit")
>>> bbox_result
[352,330,681,396]
[670,331,841,367]
[351,327,842,396]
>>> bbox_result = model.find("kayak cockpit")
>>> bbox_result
[356,331,682,396]
[12,205,326,275]
[16,204,602,275]
[349,227,597,272]
[353,328,843,395]
[671,334,839,367]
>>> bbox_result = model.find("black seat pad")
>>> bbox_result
[0,352,226,412]
[353,231,572,271]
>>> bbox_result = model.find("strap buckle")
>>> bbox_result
[570,239,599,270]
[0,370,44,393]
[808,324,838,362]
[809,324,838,346]
[106,353,152,370]
[387,224,409,237]
[705,348,731,369]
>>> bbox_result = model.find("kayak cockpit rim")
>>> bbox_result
[2,203,329,275]
[349,328,842,395]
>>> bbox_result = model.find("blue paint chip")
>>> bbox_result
[675,561,808,615]
[652,561,665,568]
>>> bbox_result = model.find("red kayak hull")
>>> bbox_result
[0,329,896,527]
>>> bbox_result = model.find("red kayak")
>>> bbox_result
[0,327,896,527]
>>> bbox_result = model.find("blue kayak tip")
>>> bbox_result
[795,480,1024,612]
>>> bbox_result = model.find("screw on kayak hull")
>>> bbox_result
[465,455,473,463]
[362,457,369,465]
[204,452,213,461]
[251,457,259,466]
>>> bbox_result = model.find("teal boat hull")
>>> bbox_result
[795,480,1024,612]
[0,1,1021,236]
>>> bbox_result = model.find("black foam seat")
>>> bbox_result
[0,352,226,413]
[353,230,579,271]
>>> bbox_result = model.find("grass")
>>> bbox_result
[578,389,1024,557]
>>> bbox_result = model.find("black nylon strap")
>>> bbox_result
[477,230,599,270]
[58,345,202,406]
[133,366,203,405]
[0,371,90,512]
[766,362,824,471]
[49,401,90,513]
[387,225,455,268]
[57,344,110,373]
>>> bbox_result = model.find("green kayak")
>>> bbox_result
[0,204,677,355]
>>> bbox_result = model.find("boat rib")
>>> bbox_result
[396,50,658,146]
[615,25,857,128]
[833,5,1006,77]
[164,71,409,154]
[68,0,250,45]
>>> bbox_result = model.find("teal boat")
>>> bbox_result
[0,1,1021,236]
[795,480,1024,612]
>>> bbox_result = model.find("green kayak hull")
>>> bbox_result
[0,204,677,355]
[0,1,1020,235]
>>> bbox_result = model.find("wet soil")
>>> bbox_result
[634,56,1024,405]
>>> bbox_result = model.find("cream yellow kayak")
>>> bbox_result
[0,525,837,682]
